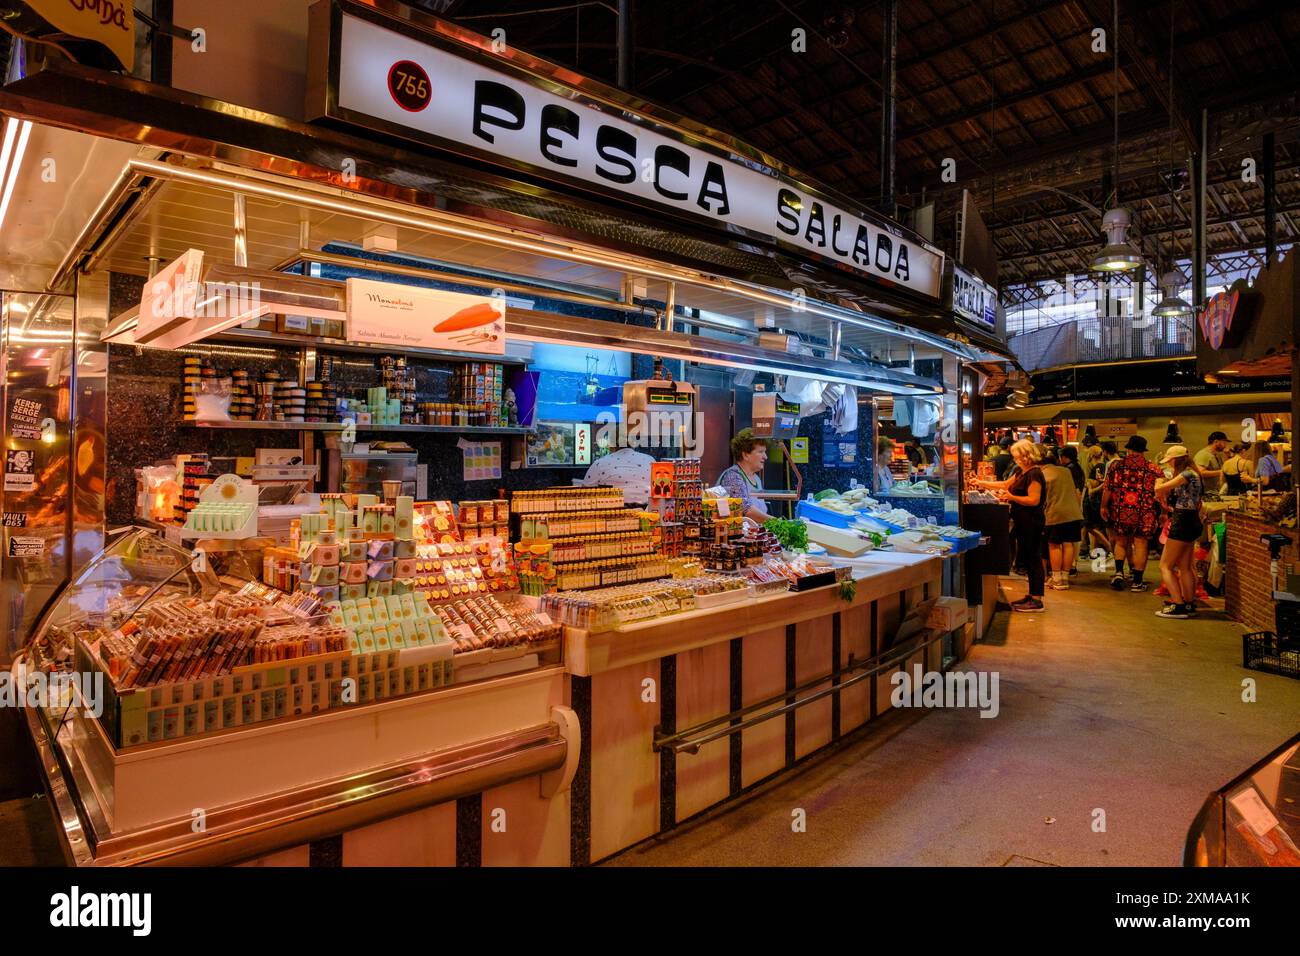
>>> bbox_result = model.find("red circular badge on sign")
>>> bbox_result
[387,60,431,113]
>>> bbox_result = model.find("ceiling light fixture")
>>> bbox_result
[0,116,31,232]
[1090,208,1143,272]
[1090,0,1144,274]
[1153,269,1193,316]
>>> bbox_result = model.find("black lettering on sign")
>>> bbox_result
[895,245,909,281]
[830,214,850,256]
[653,145,690,201]
[472,80,525,144]
[804,202,826,247]
[595,126,636,184]
[539,104,579,168]
[775,188,801,235]
[697,161,731,215]
[852,225,871,265]
[875,234,893,271]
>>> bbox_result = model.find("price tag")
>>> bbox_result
[1229,786,1280,837]
[791,437,809,463]
[716,498,730,517]
[8,536,43,557]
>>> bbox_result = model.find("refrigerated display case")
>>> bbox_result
[1185,731,1300,866]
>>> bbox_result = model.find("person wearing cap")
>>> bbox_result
[1101,435,1163,592]
[1154,445,1205,619]
[1193,431,1229,493]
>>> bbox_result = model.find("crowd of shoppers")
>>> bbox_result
[976,425,1288,618]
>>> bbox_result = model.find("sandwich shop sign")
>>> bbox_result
[310,2,943,300]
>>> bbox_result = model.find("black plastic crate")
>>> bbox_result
[1276,599,1300,639]
[1243,631,1300,680]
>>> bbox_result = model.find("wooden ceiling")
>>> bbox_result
[435,0,1300,291]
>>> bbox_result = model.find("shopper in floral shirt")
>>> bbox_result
[1101,435,1164,592]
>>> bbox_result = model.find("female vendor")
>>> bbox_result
[717,428,771,523]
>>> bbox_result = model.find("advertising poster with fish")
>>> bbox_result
[346,278,506,353]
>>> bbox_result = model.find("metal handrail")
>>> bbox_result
[653,628,948,755]
[1007,313,1195,373]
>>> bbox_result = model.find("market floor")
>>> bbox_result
[603,568,1300,867]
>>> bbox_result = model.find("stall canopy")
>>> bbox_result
[0,6,1011,372]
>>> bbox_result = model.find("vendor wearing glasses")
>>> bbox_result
[717,428,771,523]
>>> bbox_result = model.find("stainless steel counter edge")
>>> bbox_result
[24,699,570,867]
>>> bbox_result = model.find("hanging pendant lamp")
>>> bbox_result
[1091,0,1145,274]
[1162,419,1183,444]
[1090,208,1144,272]
[1153,269,1193,316]
[1269,420,1286,442]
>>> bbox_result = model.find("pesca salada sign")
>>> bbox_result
[308,1,944,301]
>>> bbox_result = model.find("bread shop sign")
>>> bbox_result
[308,1,943,300]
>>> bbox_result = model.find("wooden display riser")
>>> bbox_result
[567,558,947,865]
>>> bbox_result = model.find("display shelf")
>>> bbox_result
[177,420,533,435]
[512,504,637,517]
[522,530,653,544]
[204,326,530,366]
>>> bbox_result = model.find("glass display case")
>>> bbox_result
[19,527,209,734]
[1185,731,1300,866]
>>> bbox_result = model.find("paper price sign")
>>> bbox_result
[8,536,43,557]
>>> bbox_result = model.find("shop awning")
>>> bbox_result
[0,57,1011,364]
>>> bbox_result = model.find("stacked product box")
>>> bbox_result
[650,458,704,522]
[514,485,669,592]
[175,454,211,524]
[451,362,506,427]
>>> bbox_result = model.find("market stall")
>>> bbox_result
[0,1,1007,866]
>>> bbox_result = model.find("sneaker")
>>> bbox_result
[1154,583,1170,596]
[1130,581,1148,592]
[1047,579,1069,590]
[1155,603,1190,619]
[1068,568,1078,577]
[1012,597,1045,612]
[1180,602,1197,617]
[1110,574,1126,590]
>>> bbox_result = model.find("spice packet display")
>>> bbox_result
[433,595,561,653]
[540,581,696,631]
[95,593,346,689]
[511,487,624,515]
[519,509,644,539]
[546,532,657,564]
[553,554,671,591]
[538,575,747,631]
